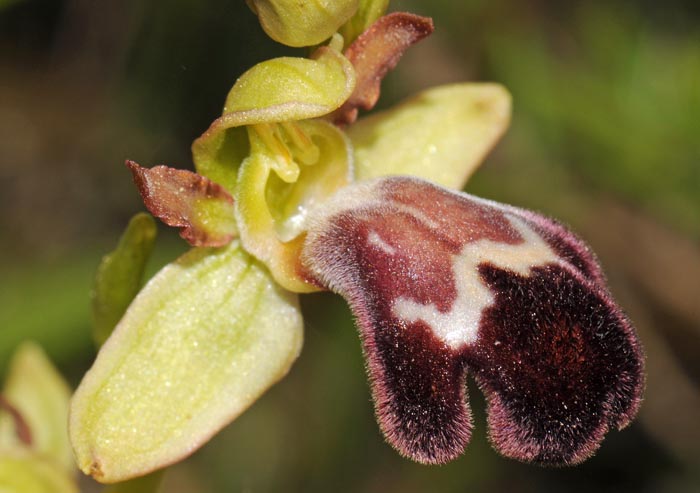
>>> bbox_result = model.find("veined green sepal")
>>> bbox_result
[70,242,303,483]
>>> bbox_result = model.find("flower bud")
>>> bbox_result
[248,0,358,47]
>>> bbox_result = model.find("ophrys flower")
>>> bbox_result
[69,3,644,483]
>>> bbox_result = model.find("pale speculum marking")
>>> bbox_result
[368,230,397,255]
[392,215,565,349]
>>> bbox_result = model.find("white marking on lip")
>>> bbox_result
[392,215,564,349]
[368,230,397,255]
[304,178,441,247]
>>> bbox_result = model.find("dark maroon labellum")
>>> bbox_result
[301,176,644,465]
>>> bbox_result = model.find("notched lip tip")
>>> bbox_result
[86,459,104,481]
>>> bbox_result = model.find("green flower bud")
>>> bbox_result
[248,0,359,47]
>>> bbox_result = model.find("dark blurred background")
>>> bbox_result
[1,0,699,491]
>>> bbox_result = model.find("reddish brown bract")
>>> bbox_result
[301,176,644,465]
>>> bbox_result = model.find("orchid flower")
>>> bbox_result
[69,0,644,484]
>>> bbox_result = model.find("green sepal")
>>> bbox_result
[348,83,512,190]
[91,213,157,347]
[248,0,358,47]
[0,342,73,472]
[70,241,303,483]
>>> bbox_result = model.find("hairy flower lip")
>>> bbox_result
[301,176,645,465]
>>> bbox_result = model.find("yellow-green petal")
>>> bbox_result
[249,0,358,47]
[92,213,157,347]
[0,452,77,493]
[348,83,512,190]
[69,241,303,483]
[0,342,73,472]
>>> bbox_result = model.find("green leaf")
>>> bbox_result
[0,343,73,472]
[92,213,157,347]
[70,241,303,483]
[0,452,77,493]
[348,83,511,190]
[248,0,358,47]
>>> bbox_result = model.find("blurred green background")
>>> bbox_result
[1,0,699,491]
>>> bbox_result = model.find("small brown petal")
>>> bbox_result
[332,12,434,125]
[126,161,237,247]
